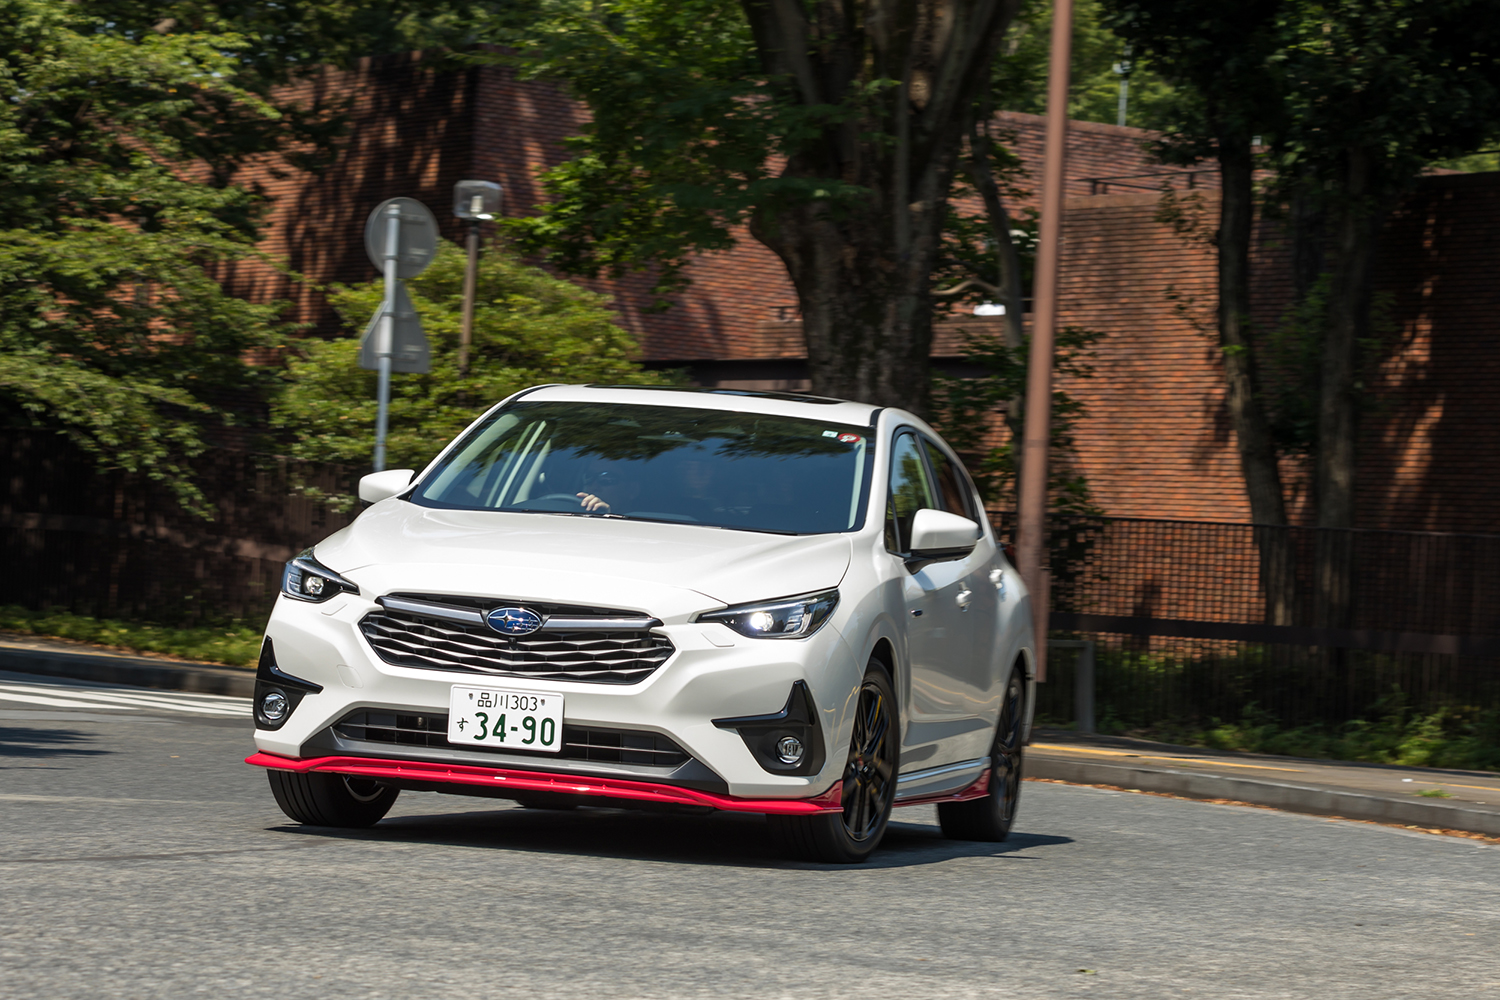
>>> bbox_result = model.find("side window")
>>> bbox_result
[922,438,974,520]
[886,432,937,552]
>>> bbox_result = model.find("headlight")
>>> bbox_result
[281,549,359,603]
[699,590,839,639]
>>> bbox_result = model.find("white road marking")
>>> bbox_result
[0,679,250,717]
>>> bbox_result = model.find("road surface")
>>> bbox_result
[1,671,1496,999]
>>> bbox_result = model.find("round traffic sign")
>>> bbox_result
[364,197,439,279]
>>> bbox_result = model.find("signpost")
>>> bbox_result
[361,197,437,471]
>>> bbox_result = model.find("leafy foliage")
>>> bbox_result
[0,0,305,514]
[0,604,263,668]
[493,0,818,304]
[997,0,1178,129]
[270,240,675,472]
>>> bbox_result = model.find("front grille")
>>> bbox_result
[359,593,674,684]
[333,710,691,767]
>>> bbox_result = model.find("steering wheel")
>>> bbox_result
[509,493,595,513]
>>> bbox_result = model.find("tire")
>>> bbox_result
[769,663,899,864]
[267,769,399,828]
[938,667,1024,842]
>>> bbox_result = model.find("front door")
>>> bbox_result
[887,431,985,766]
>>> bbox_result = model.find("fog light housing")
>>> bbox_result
[775,735,805,765]
[259,689,290,724]
[252,638,323,731]
[713,681,826,776]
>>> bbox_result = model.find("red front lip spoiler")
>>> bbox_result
[245,752,844,814]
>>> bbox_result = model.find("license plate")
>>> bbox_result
[447,686,564,753]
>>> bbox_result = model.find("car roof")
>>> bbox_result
[515,384,883,426]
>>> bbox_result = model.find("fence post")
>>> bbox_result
[1075,639,1095,734]
[1046,638,1096,735]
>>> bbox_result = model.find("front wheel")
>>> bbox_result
[769,663,899,864]
[267,770,399,827]
[938,667,1024,841]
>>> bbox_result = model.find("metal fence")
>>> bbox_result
[0,432,357,623]
[1013,516,1500,728]
[5,431,1499,728]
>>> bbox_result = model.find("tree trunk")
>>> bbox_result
[741,0,1020,414]
[752,194,949,413]
[1215,129,1296,624]
[1313,146,1375,632]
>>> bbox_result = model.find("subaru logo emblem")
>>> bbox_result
[486,606,543,636]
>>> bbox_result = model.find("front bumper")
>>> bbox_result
[245,752,845,813]
[252,591,863,800]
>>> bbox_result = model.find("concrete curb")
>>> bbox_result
[0,646,255,698]
[1029,756,1500,837]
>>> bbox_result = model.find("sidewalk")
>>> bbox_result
[0,631,254,698]
[1028,728,1500,837]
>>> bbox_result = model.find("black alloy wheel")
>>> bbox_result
[938,667,1025,841]
[769,663,899,864]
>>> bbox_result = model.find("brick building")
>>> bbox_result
[223,52,1500,534]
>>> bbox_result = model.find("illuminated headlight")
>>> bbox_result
[281,549,359,603]
[699,590,839,639]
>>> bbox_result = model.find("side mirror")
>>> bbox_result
[358,469,416,504]
[908,508,982,561]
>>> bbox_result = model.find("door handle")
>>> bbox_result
[989,567,1006,599]
[956,588,973,611]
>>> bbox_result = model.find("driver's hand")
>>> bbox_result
[577,492,611,512]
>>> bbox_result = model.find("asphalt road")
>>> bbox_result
[2,672,1497,1000]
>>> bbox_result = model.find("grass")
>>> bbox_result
[1416,789,1455,798]
[1089,699,1500,773]
[0,605,263,668]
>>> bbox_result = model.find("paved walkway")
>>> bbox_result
[1029,729,1500,837]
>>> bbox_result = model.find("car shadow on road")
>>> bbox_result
[268,800,1073,870]
[0,725,110,762]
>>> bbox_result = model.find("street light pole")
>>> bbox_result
[458,219,480,377]
[1016,0,1074,684]
[374,202,401,473]
[451,180,503,380]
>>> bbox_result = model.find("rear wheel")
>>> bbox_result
[938,667,1024,841]
[267,770,399,827]
[769,664,899,864]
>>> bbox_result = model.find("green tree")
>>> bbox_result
[997,0,1176,129]
[1104,0,1500,623]
[0,0,299,513]
[498,0,1024,414]
[271,241,674,472]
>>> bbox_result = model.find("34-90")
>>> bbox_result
[470,712,555,746]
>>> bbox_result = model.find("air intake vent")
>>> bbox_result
[333,710,691,767]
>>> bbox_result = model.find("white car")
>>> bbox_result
[248,384,1036,863]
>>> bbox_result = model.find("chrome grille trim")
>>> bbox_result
[379,596,484,625]
[544,616,661,631]
[359,594,674,683]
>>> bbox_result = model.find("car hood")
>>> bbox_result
[313,500,854,620]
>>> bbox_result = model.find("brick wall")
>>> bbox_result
[220,59,1499,533]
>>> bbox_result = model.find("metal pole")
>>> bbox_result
[374,203,400,472]
[1075,639,1095,734]
[458,219,480,377]
[1016,0,1073,685]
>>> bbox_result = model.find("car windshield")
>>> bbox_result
[411,400,874,535]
